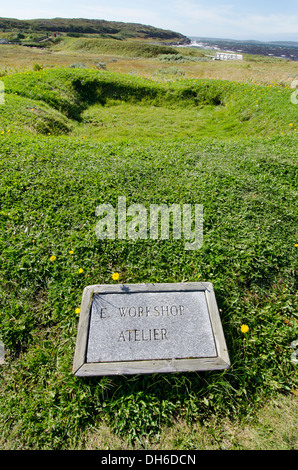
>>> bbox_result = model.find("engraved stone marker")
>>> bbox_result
[73,282,230,376]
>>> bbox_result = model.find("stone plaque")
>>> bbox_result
[73,282,230,376]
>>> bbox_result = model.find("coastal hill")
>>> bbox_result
[0,17,190,43]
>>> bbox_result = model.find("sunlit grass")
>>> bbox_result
[0,63,297,450]
[1,42,297,87]
[74,102,219,141]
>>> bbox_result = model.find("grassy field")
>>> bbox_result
[1,37,298,84]
[0,40,297,450]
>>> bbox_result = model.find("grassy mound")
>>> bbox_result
[54,37,181,58]
[0,93,71,135]
[0,68,297,449]
[2,68,297,138]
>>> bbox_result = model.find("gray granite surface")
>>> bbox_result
[86,290,217,363]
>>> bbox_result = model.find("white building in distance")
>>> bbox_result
[214,52,243,61]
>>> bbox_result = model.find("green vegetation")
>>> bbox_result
[54,37,181,58]
[1,68,297,138]
[0,17,189,43]
[0,67,297,449]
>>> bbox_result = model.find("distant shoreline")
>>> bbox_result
[180,37,298,61]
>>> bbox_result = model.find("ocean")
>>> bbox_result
[182,37,298,61]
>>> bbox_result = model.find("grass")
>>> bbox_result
[0,17,187,43]
[1,41,298,86]
[53,37,180,58]
[80,394,297,450]
[0,55,297,450]
[1,68,297,138]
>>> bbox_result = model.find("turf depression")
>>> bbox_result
[0,69,297,449]
[1,68,297,139]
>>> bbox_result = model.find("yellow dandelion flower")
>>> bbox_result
[241,324,249,334]
[112,272,120,281]
[50,255,56,262]
[69,250,74,255]
[295,244,298,247]
[78,268,83,274]
[289,123,293,126]
[75,307,81,314]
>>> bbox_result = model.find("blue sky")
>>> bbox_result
[1,0,298,41]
